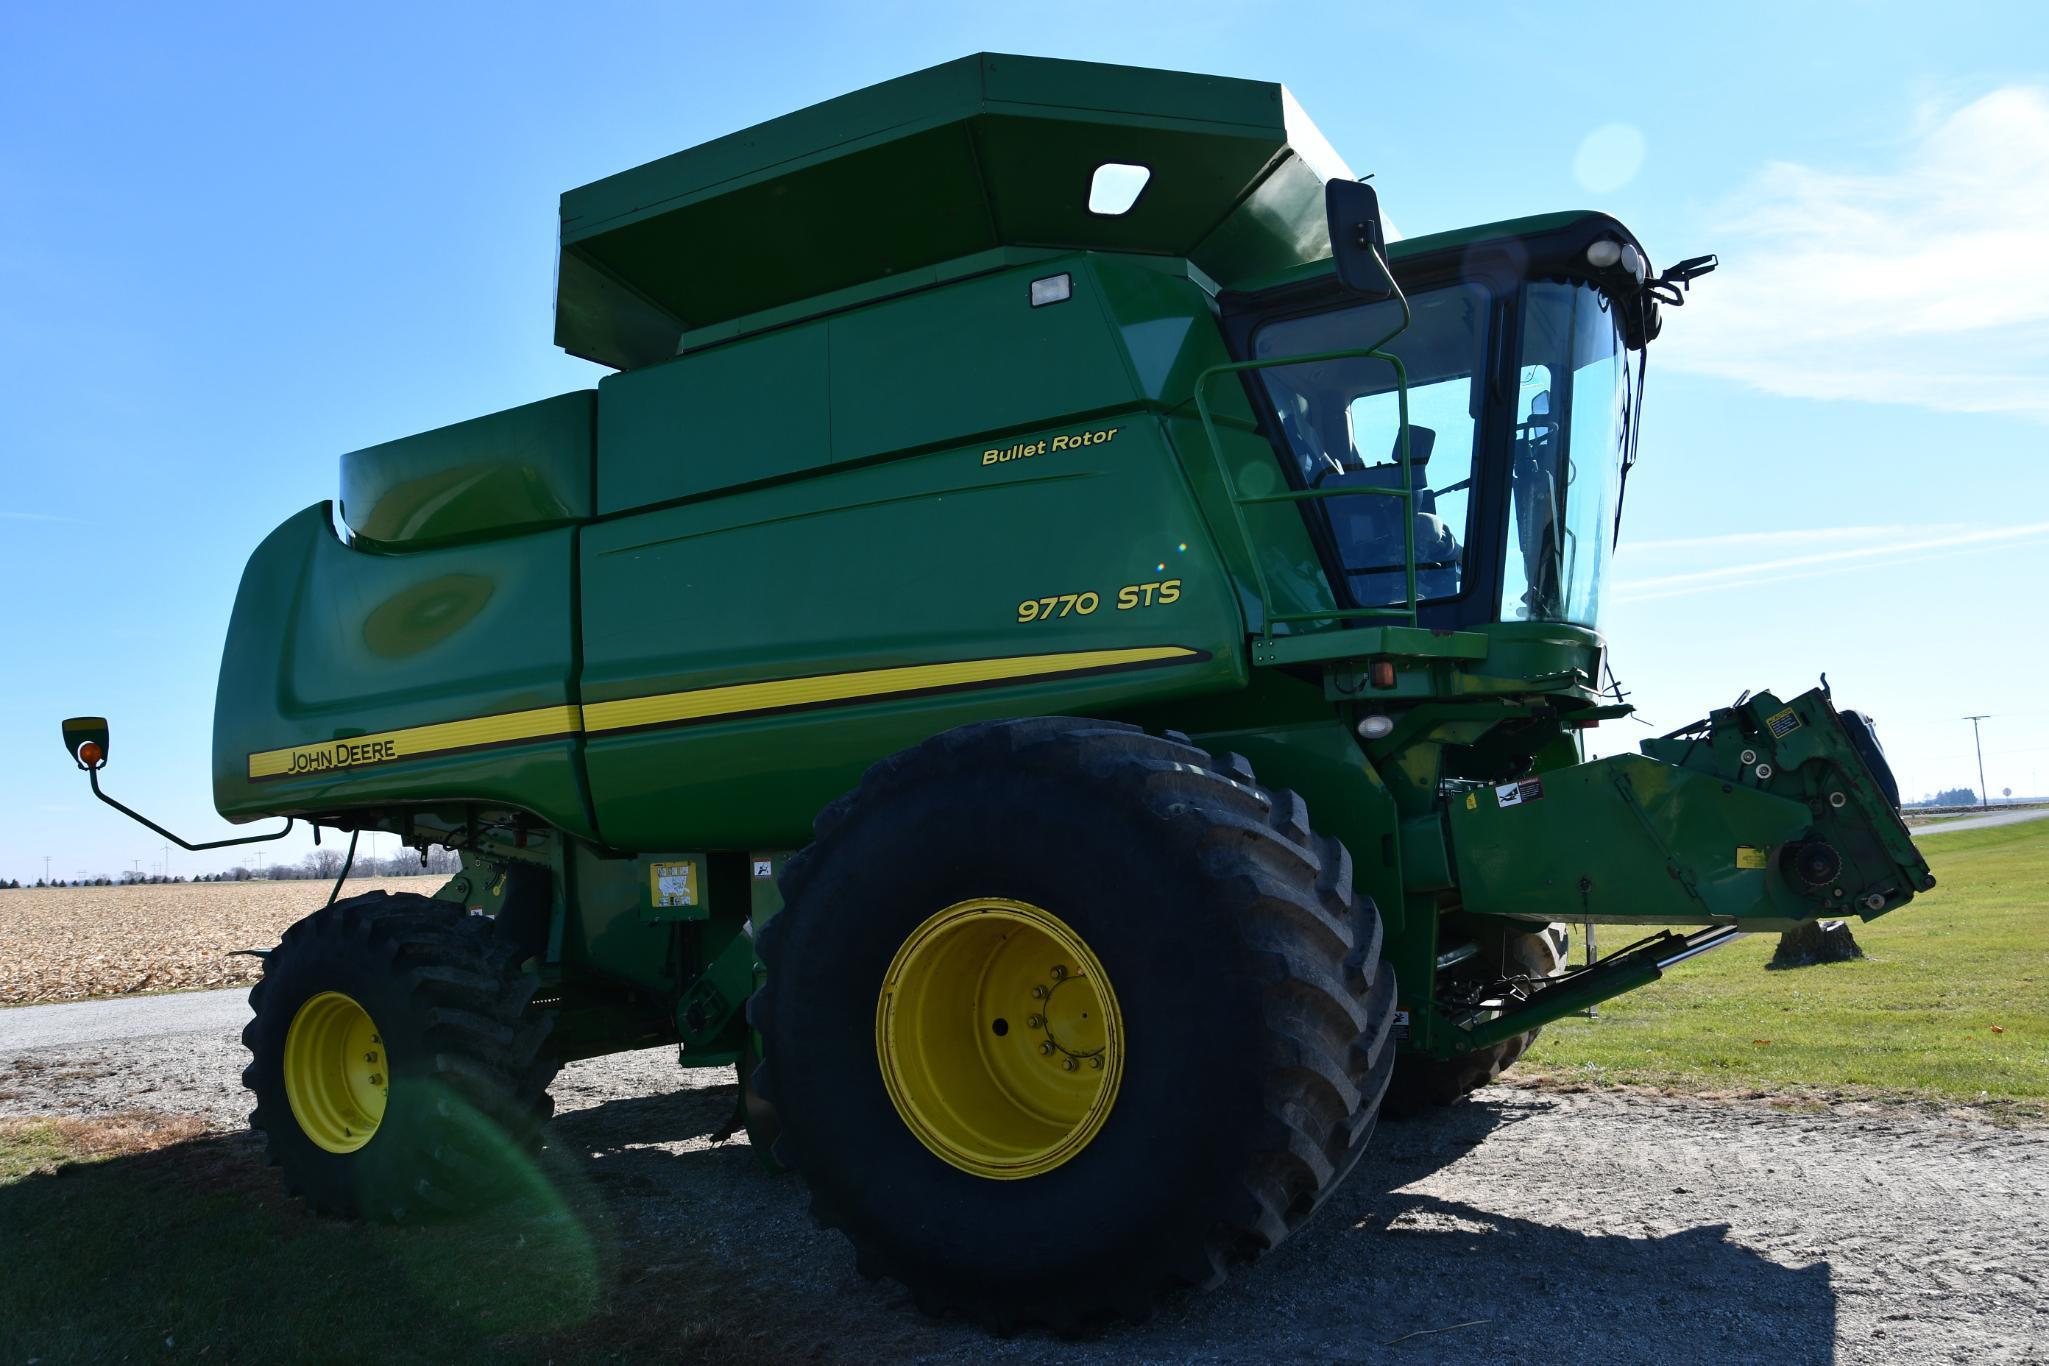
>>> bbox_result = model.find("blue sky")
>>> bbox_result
[4,0,2046,879]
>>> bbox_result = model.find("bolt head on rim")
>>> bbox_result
[875,898,1123,1180]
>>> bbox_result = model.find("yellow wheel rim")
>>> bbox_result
[876,898,1123,1180]
[283,991,388,1154]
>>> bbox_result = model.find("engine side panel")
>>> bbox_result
[211,504,594,837]
[578,417,1245,849]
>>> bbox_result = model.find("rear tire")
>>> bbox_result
[242,891,559,1220]
[753,718,1397,1332]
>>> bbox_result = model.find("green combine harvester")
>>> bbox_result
[65,54,1933,1330]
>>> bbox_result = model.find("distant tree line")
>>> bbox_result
[1907,787,1978,808]
[5,844,462,888]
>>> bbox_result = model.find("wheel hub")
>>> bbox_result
[283,990,388,1154]
[875,898,1122,1179]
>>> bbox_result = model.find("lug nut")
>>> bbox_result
[1039,1041,1056,1056]
[365,1052,379,1063]
[1063,1057,1079,1071]
[1050,965,1067,981]
[370,1073,384,1086]
[1027,1014,1045,1029]
[1089,1055,1104,1070]
[1031,985,1050,1000]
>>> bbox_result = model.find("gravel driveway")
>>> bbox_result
[4,990,2044,1363]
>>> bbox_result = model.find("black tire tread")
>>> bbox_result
[754,717,1396,1332]
[1383,921,1567,1116]
[242,891,560,1220]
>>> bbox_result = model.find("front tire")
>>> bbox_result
[754,718,1397,1331]
[1385,920,1567,1115]
[242,891,559,1220]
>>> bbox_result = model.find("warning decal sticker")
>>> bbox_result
[1766,707,1802,739]
[1495,776,1545,809]
[649,860,700,908]
[1735,845,1769,870]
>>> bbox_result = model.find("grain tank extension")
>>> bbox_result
[64,53,1932,1331]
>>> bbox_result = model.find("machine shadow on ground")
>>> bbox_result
[0,1086,1838,1363]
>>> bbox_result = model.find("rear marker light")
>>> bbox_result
[1369,659,1397,689]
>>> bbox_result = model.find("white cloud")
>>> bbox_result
[1656,86,2049,420]
[1613,520,2049,603]
[1623,524,1961,555]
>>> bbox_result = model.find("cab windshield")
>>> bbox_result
[1248,277,1633,629]
[1508,281,1630,627]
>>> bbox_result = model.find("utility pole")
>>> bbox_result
[43,855,51,884]
[1964,714,1991,810]
[163,844,172,881]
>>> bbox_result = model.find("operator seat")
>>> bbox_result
[1322,426,1461,601]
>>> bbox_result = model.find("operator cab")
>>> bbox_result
[1222,210,1706,634]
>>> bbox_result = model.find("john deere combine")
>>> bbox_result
[65,54,1932,1329]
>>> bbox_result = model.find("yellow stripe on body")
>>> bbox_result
[581,646,1200,733]
[246,704,583,780]
[246,646,1202,779]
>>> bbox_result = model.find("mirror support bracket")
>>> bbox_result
[83,766,299,852]
[60,716,299,852]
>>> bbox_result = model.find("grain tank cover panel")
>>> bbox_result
[555,53,1350,369]
[339,391,595,548]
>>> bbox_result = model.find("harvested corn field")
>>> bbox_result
[0,878,445,1004]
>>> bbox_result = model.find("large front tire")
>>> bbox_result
[242,891,559,1220]
[754,718,1397,1331]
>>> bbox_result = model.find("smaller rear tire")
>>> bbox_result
[242,891,559,1220]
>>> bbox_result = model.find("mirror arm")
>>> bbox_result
[83,766,297,852]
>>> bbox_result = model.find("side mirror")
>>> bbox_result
[62,716,110,770]
[1326,178,1395,300]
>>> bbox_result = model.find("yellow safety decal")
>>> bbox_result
[581,646,1202,735]
[650,860,700,908]
[246,704,582,781]
[247,647,1205,780]
[1735,845,1769,870]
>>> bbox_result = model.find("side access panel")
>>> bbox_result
[212,503,594,838]
[578,419,1246,850]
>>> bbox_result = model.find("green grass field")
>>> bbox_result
[1521,817,2049,1115]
